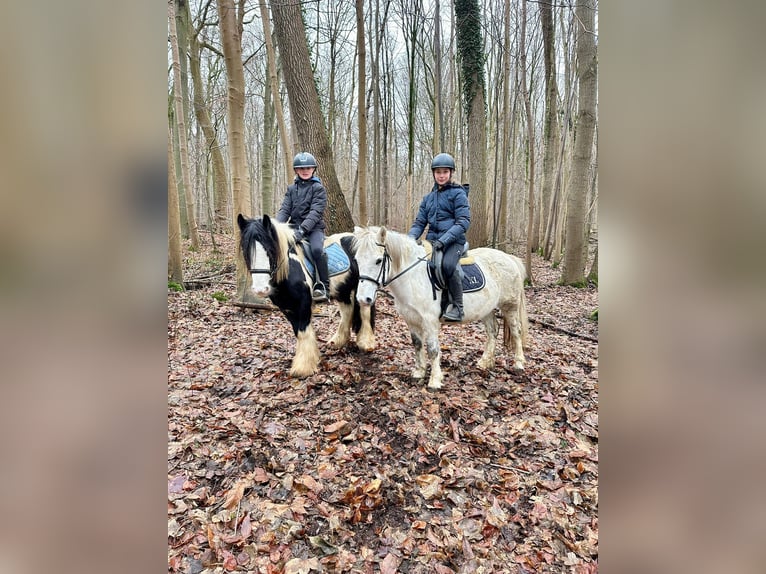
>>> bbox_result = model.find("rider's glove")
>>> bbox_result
[432,240,444,251]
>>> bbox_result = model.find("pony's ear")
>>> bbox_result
[378,227,387,244]
[237,213,249,231]
[263,213,272,228]
[353,225,363,234]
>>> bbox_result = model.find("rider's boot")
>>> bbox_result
[313,254,330,303]
[442,272,464,322]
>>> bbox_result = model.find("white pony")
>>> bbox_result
[353,226,528,389]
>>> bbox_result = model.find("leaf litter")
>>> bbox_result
[169,235,598,572]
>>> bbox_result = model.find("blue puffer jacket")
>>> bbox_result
[275,176,327,233]
[408,182,470,246]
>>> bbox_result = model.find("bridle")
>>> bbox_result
[358,242,428,290]
[248,241,286,282]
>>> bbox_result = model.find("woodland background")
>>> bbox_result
[169,0,598,571]
[168,0,598,298]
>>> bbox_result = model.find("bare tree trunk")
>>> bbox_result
[217,0,254,300]
[587,244,598,284]
[433,0,445,153]
[371,0,382,223]
[562,0,597,285]
[168,123,184,283]
[258,0,293,184]
[261,68,276,214]
[169,0,200,250]
[497,0,511,251]
[520,0,534,283]
[270,0,355,233]
[187,5,230,233]
[356,0,369,224]
[455,0,488,248]
[534,0,559,253]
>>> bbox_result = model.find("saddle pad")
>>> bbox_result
[460,262,485,293]
[303,241,350,278]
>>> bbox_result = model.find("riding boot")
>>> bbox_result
[442,272,464,322]
[313,253,330,302]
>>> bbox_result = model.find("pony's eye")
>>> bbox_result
[375,258,382,265]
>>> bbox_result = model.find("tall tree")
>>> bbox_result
[217,0,253,300]
[497,0,512,250]
[433,0,445,152]
[187,0,231,232]
[533,0,559,253]
[455,0,488,248]
[562,0,597,285]
[520,0,535,281]
[168,123,183,283]
[169,0,200,249]
[261,68,276,214]
[258,0,293,184]
[355,0,369,224]
[270,0,354,233]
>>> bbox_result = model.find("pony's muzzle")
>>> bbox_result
[357,292,376,306]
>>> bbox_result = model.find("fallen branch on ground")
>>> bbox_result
[528,317,598,343]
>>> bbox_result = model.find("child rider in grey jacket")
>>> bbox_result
[276,152,330,302]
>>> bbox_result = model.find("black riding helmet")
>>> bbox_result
[431,153,456,171]
[293,152,317,169]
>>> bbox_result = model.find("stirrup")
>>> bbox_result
[442,304,463,322]
[312,284,328,302]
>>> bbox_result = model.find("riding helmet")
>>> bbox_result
[293,152,317,169]
[431,153,456,171]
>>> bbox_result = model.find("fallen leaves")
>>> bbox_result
[168,237,598,572]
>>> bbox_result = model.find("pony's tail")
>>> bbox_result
[518,289,529,349]
[503,293,529,350]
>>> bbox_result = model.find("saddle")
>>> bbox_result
[299,239,350,279]
[423,240,485,293]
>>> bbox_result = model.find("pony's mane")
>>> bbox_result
[379,228,417,273]
[354,226,418,274]
[240,216,296,284]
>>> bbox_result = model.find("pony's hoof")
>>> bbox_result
[478,357,494,370]
[329,335,349,349]
[411,368,426,379]
[427,379,443,390]
[289,366,317,378]
[356,336,375,352]
[512,361,525,372]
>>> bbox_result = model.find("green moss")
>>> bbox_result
[168,281,184,292]
[590,309,599,322]
[212,291,228,302]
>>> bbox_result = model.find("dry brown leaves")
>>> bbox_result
[168,236,598,573]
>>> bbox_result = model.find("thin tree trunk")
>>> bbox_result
[520,0,534,283]
[587,244,598,284]
[562,0,597,285]
[258,0,293,183]
[356,0,368,224]
[261,68,276,215]
[534,0,559,253]
[217,0,254,300]
[168,123,184,283]
[187,3,230,233]
[497,0,511,251]
[169,0,200,249]
[270,0,354,233]
[433,0,445,152]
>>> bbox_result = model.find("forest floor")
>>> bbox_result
[168,233,598,574]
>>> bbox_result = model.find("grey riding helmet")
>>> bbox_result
[431,153,456,171]
[293,152,317,169]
